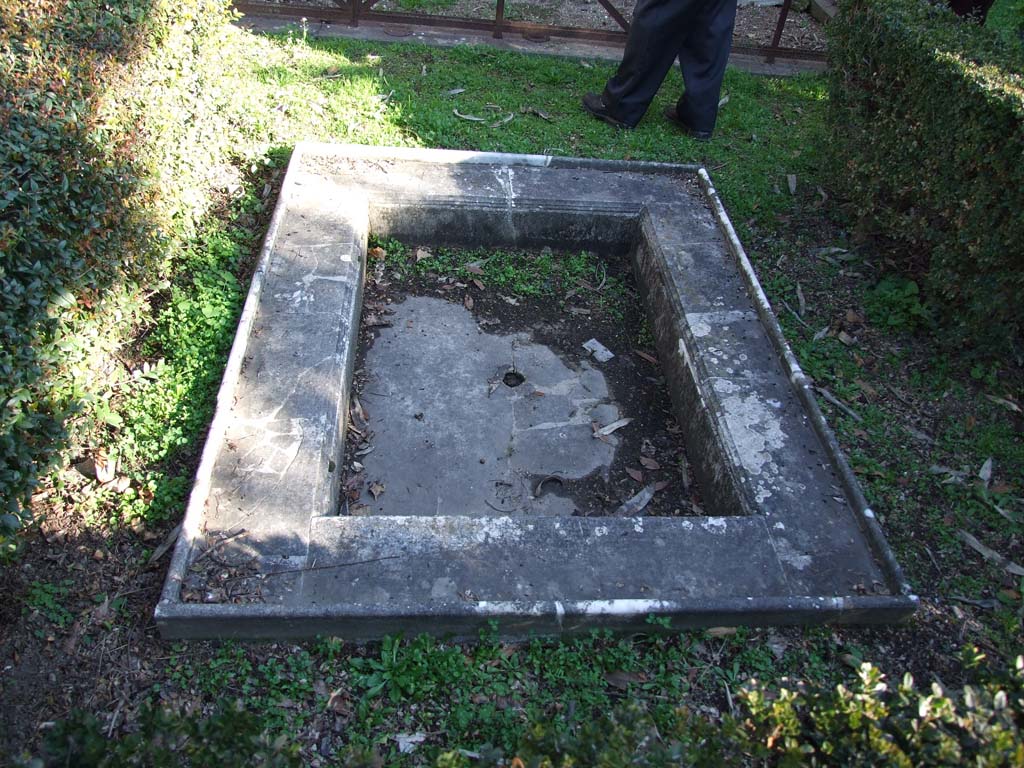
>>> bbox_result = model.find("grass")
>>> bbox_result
[6,26,1024,764]
[373,237,630,314]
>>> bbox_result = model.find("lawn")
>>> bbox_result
[2,25,1022,765]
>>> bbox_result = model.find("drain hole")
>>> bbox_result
[503,370,525,388]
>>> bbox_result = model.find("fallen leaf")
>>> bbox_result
[604,670,646,689]
[986,395,1022,414]
[395,733,427,754]
[957,529,1024,577]
[580,60,593,68]
[146,523,182,568]
[837,331,856,346]
[453,108,486,122]
[718,94,730,109]
[707,626,737,638]
[633,349,658,364]
[845,309,864,324]
[464,262,485,275]
[369,482,386,500]
[326,687,351,714]
[582,338,615,362]
[464,295,474,310]
[444,87,466,96]
[625,468,644,483]
[813,325,830,341]
[490,113,515,128]
[415,247,432,262]
[978,457,993,486]
[94,453,117,484]
[796,282,806,316]
[614,484,657,515]
[526,106,553,121]
[368,247,387,261]
[594,418,633,437]
[787,174,797,195]
[639,457,661,471]
[472,279,485,290]
[653,480,671,492]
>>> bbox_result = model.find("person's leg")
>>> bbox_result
[598,0,700,127]
[673,0,738,135]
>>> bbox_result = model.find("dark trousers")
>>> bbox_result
[601,0,738,132]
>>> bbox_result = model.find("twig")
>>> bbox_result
[261,555,401,578]
[815,387,863,423]
[484,499,517,514]
[782,300,812,330]
[192,528,247,564]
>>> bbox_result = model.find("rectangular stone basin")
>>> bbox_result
[155,143,917,640]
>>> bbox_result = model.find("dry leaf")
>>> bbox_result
[957,529,1024,577]
[787,174,797,195]
[465,263,485,275]
[837,331,856,346]
[369,482,386,500]
[978,457,993,486]
[604,670,646,689]
[464,295,474,310]
[614,484,657,515]
[594,418,632,437]
[146,523,182,568]
[846,309,864,324]
[415,247,432,262]
[490,113,514,128]
[368,246,386,260]
[94,453,117,484]
[626,468,644,483]
[718,94,730,109]
[444,87,466,96]
[453,108,486,122]
[653,479,671,492]
[633,349,658,364]
[527,106,553,121]
[707,626,737,638]
[986,395,1022,414]
[813,325,830,341]
[472,279,485,290]
[639,457,661,471]
[796,282,806,316]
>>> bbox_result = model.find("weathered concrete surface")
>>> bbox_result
[356,296,620,516]
[156,144,915,640]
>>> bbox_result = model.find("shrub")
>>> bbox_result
[828,0,1024,353]
[34,657,1024,766]
[0,0,265,547]
[34,702,301,767]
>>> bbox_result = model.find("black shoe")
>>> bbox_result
[663,106,712,141]
[582,92,633,129]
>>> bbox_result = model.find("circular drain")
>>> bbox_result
[503,370,525,388]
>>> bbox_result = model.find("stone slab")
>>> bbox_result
[156,144,916,640]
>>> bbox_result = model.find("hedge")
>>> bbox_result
[0,0,264,545]
[828,0,1024,352]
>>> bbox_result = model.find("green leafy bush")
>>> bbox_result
[38,657,1022,766]
[864,276,932,331]
[0,0,265,545]
[829,0,1024,353]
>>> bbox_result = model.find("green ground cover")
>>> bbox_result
[4,22,1023,766]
